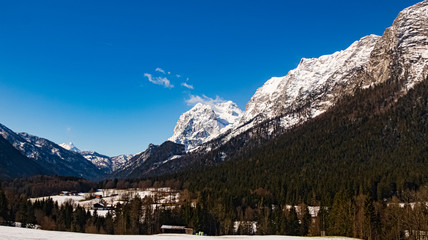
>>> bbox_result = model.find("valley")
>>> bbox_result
[0,1,427,239]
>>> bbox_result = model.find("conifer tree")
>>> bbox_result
[300,205,312,236]
[0,185,8,222]
[286,206,300,235]
[328,191,354,236]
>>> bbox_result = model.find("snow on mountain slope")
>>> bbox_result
[111,153,136,171]
[79,150,112,172]
[0,123,103,179]
[80,151,133,173]
[59,142,80,152]
[217,34,380,144]
[241,34,380,126]
[59,142,134,173]
[169,100,243,150]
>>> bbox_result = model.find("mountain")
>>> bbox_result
[163,35,380,157]
[59,142,80,152]
[110,154,136,171]
[169,71,428,207]
[0,135,50,180]
[124,1,428,179]
[112,141,185,179]
[126,141,185,179]
[169,101,243,151]
[168,31,380,153]
[0,123,103,180]
[80,150,134,173]
[217,34,380,147]
[59,142,134,173]
[78,150,112,173]
[152,0,428,206]
[176,1,428,156]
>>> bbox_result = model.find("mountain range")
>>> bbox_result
[0,123,103,180]
[0,1,427,181]
[59,142,135,173]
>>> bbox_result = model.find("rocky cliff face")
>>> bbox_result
[365,1,428,89]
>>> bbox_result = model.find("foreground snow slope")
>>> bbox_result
[0,226,359,240]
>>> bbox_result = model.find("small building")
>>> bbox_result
[92,203,105,210]
[161,225,193,234]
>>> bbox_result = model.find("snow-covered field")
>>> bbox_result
[30,188,179,205]
[0,226,359,240]
[29,188,180,217]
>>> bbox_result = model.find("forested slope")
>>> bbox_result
[160,76,428,205]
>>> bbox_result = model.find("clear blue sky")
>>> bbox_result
[0,0,421,156]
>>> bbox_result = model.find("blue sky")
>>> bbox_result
[0,0,421,156]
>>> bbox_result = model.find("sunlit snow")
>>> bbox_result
[0,226,359,240]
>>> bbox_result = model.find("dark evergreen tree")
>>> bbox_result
[71,205,87,232]
[300,205,312,236]
[286,206,300,235]
[328,191,353,236]
[0,185,8,222]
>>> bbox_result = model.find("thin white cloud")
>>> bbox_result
[155,67,165,74]
[185,95,225,106]
[168,72,171,75]
[176,74,181,78]
[181,82,194,89]
[144,73,174,88]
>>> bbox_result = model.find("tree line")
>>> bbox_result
[1,183,428,239]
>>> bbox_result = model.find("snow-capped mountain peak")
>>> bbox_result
[169,100,243,150]
[59,142,80,152]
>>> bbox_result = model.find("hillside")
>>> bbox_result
[0,136,49,180]
[160,74,428,204]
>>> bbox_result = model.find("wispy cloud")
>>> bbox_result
[185,95,226,106]
[144,73,174,88]
[145,68,194,89]
[155,67,165,74]
[181,82,194,89]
